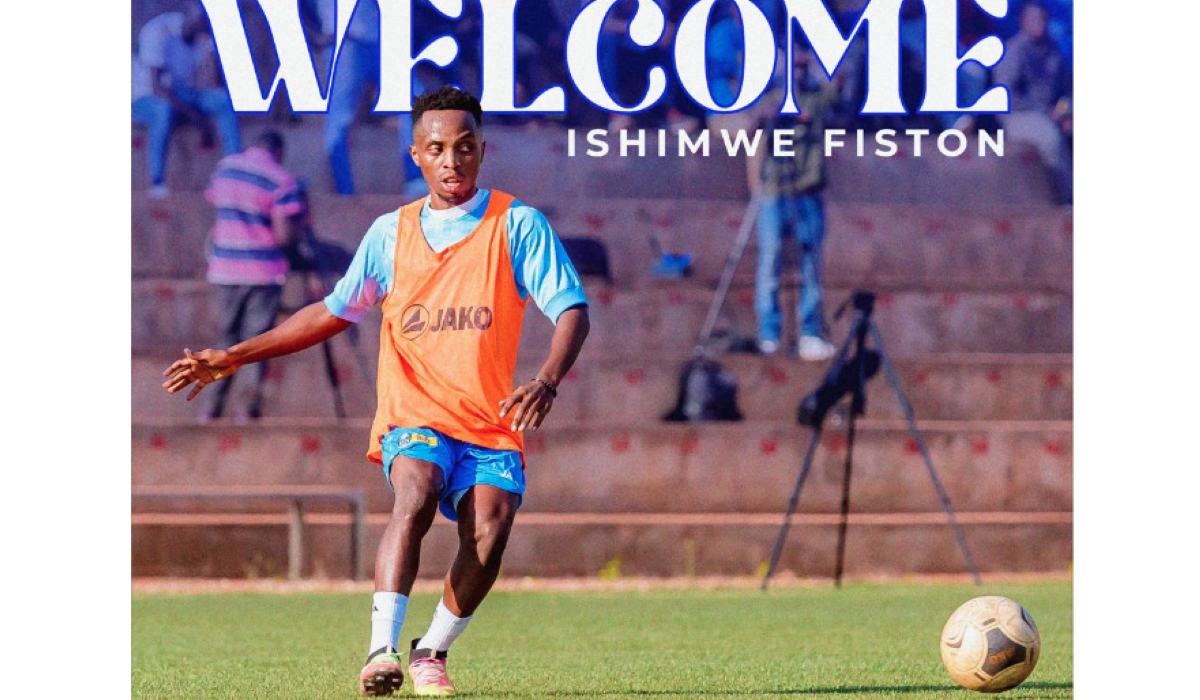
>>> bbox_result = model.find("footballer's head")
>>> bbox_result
[409,87,486,208]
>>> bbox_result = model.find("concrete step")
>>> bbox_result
[133,121,748,201]
[131,418,1072,578]
[543,199,1071,292]
[131,419,1073,516]
[133,279,1074,357]
[131,511,1072,579]
[132,191,1072,291]
[136,349,1072,423]
[133,121,1057,208]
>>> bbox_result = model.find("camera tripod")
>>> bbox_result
[760,291,982,590]
[286,211,375,419]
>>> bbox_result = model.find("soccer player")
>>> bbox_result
[162,86,590,697]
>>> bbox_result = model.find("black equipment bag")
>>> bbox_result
[560,236,613,284]
[663,355,744,422]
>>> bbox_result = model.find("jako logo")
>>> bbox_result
[401,304,493,340]
[400,304,430,340]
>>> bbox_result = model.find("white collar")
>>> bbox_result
[423,188,488,221]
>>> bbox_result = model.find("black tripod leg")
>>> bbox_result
[300,267,353,418]
[326,290,375,391]
[834,307,872,588]
[311,266,376,391]
[342,325,377,390]
[762,426,823,591]
[833,407,858,588]
[320,339,346,419]
[868,321,982,586]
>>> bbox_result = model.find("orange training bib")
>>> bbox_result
[367,191,527,464]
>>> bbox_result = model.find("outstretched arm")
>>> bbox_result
[162,301,352,401]
[499,305,590,432]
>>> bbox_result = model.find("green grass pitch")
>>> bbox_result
[132,580,1072,699]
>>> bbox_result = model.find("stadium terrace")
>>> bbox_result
[202,0,1014,117]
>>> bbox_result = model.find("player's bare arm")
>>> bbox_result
[162,301,351,400]
[499,305,590,433]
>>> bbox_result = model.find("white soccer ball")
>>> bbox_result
[940,595,1041,693]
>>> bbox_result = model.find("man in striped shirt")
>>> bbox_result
[200,130,305,422]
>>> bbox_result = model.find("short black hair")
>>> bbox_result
[412,86,483,132]
[255,130,285,154]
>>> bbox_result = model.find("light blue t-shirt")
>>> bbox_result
[324,189,588,324]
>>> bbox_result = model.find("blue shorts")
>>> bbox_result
[380,427,525,522]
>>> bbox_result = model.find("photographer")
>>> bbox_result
[754,43,839,361]
[199,131,304,422]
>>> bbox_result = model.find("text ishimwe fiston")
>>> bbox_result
[566,128,1005,158]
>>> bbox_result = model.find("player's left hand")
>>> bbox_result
[499,380,554,432]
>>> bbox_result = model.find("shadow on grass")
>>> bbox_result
[457,681,1073,697]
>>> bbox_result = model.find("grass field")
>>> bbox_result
[132,580,1072,699]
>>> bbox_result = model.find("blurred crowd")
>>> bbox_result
[133,0,1072,199]
[130,0,1074,415]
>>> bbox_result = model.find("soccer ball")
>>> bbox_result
[940,596,1041,693]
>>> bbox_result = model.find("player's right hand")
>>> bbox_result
[162,348,238,401]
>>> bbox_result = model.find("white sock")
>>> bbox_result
[369,591,409,655]
[416,600,473,652]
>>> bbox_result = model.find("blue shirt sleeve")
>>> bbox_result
[323,211,396,323]
[507,202,588,323]
[707,19,743,106]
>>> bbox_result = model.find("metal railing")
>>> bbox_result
[132,485,367,581]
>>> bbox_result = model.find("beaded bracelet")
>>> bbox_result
[532,377,558,398]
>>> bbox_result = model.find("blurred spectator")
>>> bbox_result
[754,45,839,361]
[516,0,567,110]
[199,131,306,422]
[826,0,1007,132]
[943,0,999,131]
[447,2,485,96]
[308,0,430,196]
[558,0,696,130]
[132,4,242,199]
[993,1,1072,203]
[452,0,569,129]
[895,1,938,129]
[704,2,745,120]
[753,0,783,36]
[658,0,706,132]
[597,0,640,130]
[996,0,1072,68]
[705,3,764,195]
[898,0,994,132]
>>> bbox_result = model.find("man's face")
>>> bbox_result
[793,47,815,76]
[1020,5,1048,40]
[409,110,485,207]
[182,6,208,42]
